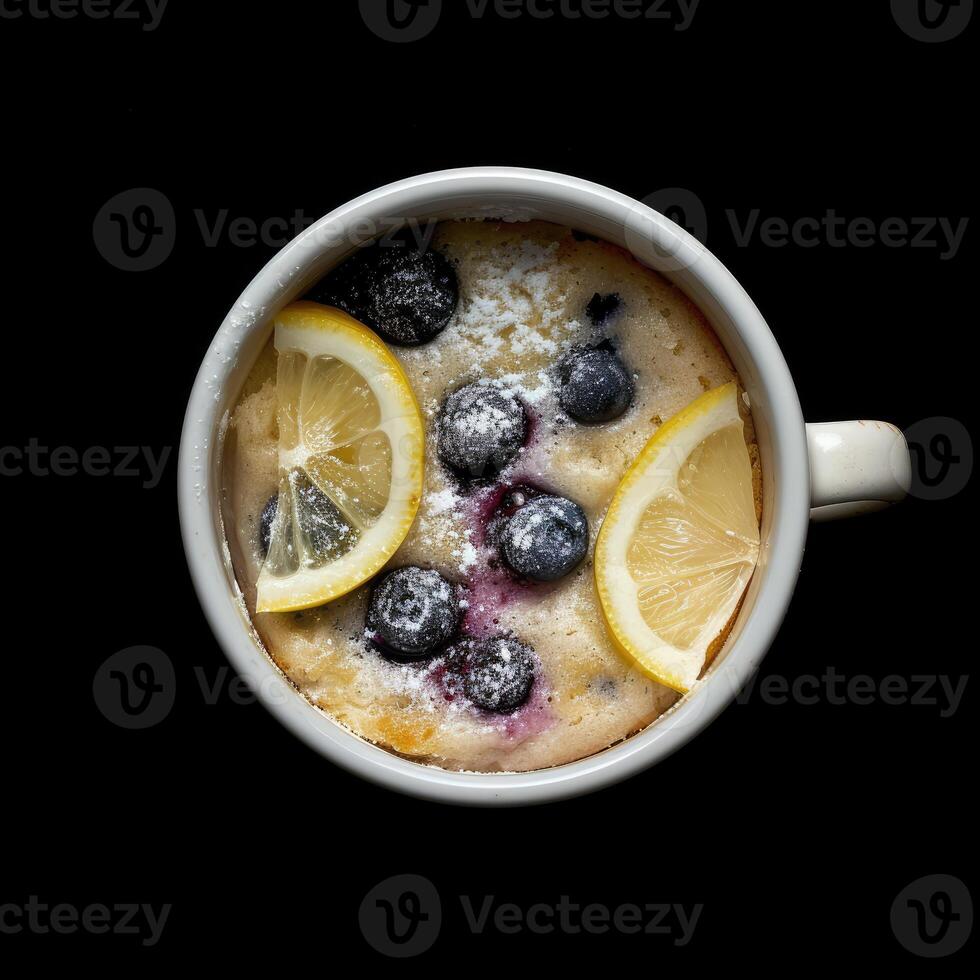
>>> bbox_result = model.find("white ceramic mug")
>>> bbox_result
[179,168,911,805]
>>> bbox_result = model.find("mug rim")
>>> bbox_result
[178,167,809,806]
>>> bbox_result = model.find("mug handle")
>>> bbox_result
[807,421,911,521]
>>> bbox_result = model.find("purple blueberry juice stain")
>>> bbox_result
[500,685,553,742]
[424,657,455,703]
[457,480,559,635]
[470,482,512,547]
[469,481,548,546]
[423,641,553,741]
[460,567,527,635]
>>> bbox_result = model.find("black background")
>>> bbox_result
[2,0,974,966]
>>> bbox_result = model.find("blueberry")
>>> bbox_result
[559,346,634,424]
[586,292,621,326]
[307,241,458,346]
[366,567,461,659]
[261,471,360,571]
[445,635,536,713]
[499,495,589,582]
[293,470,359,564]
[259,494,278,555]
[438,383,528,480]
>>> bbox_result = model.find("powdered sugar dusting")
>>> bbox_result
[224,219,751,772]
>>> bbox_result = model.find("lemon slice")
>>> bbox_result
[595,382,760,692]
[255,302,424,613]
